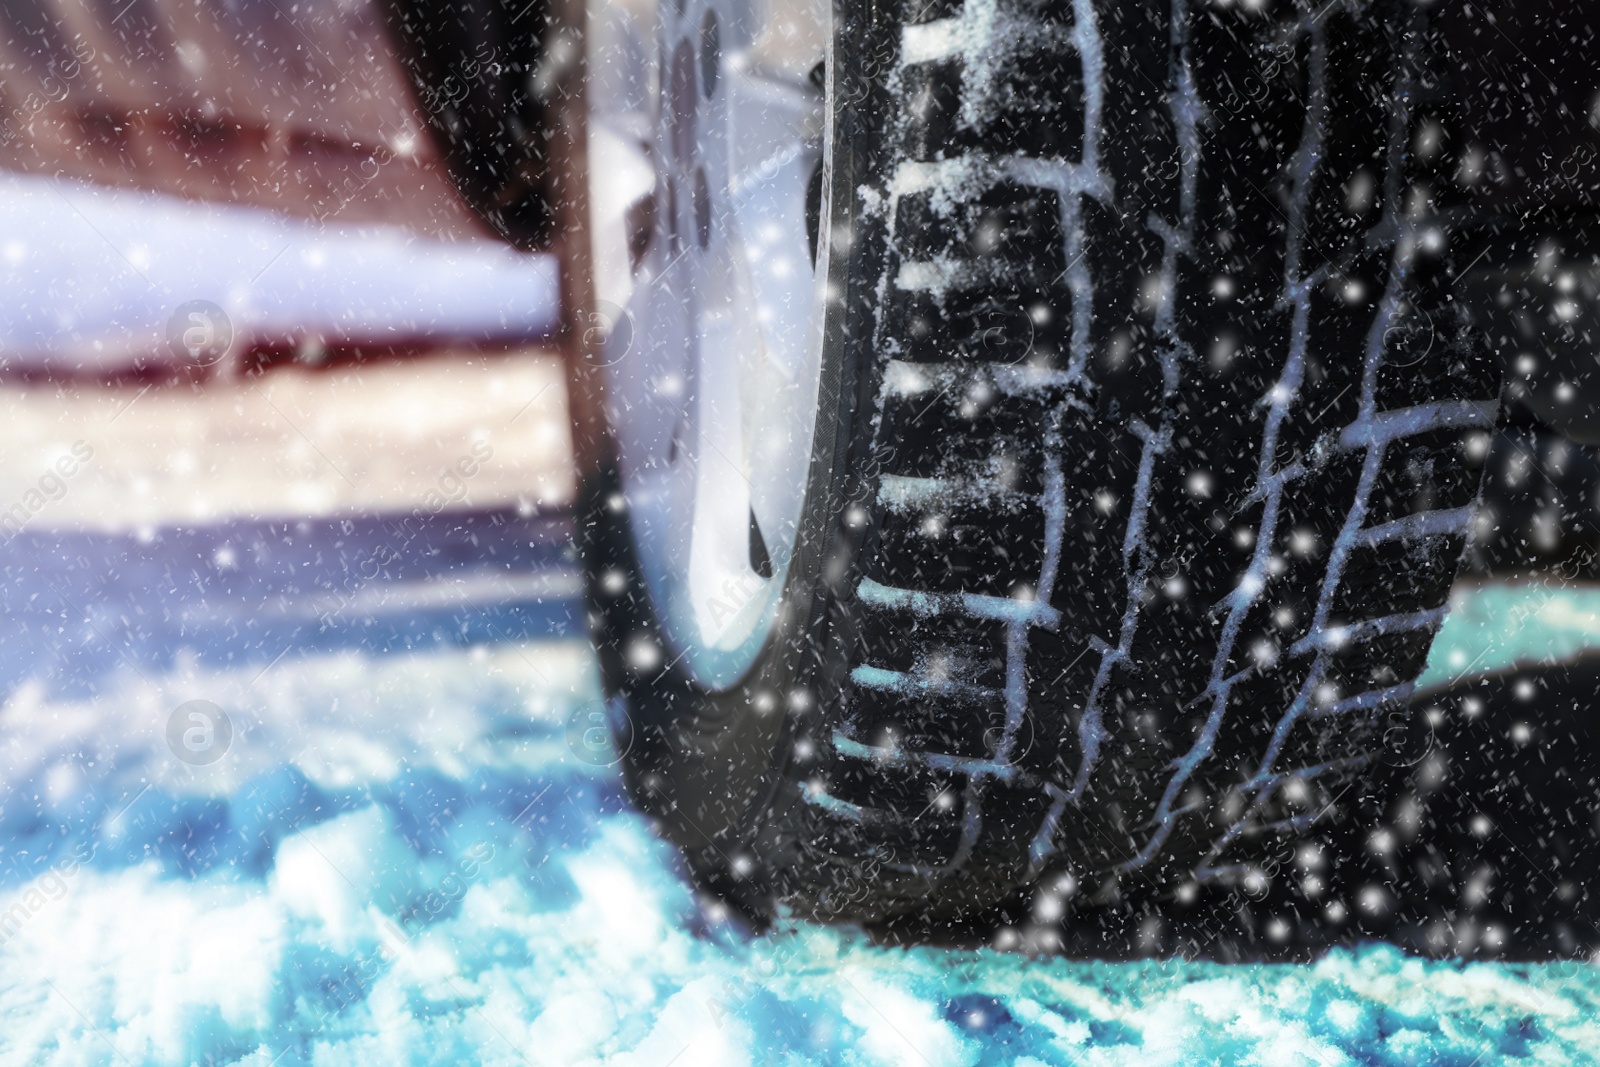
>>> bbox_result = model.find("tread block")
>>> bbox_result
[842,680,1005,760]
[964,778,1055,884]
[1091,0,1178,226]
[1317,630,1436,698]
[893,184,1067,288]
[823,754,967,865]
[1015,631,1098,778]
[1362,427,1485,528]
[960,47,1086,161]
[1306,14,1396,251]
[1371,304,1501,414]
[856,597,1011,688]
[875,386,1051,483]
[892,287,1070,365]
[1044,418,1143,627]
[1332,534,1464,619]
[866,497,1047,597]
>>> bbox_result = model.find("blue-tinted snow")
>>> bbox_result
[0,174,559,374]
[1419,582,1600,691]
[1,593,1597,1066]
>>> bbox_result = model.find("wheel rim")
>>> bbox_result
[588,0,831,689]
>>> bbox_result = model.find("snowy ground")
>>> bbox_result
[4,622,1600,1067]
[1,185,1598,1066]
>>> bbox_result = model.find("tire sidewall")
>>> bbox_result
[571,0,896,864]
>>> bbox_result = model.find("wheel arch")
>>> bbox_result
[378,0,578,251]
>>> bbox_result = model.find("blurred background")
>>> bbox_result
[0,0,583,699]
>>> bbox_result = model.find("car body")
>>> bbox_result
[0,0,481,237]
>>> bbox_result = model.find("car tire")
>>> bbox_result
[573,0,1502,936]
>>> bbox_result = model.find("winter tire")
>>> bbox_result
[572,0,1502,936]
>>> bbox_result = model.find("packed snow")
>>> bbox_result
[0,595,1597,1065]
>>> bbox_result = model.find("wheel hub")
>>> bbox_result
[588,0,831,689]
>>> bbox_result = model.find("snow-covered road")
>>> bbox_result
[3,628,1600,1066]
